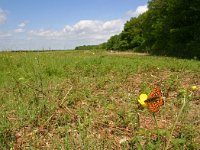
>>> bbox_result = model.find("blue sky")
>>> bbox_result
[0,0,148,50]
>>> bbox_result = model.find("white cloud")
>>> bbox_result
[23,19,125,49]
[14,28,25,33]
[127,5,148,18]
[18,22,26,28]
[14,21,28,33]
[29,29,63,39]
[62,19,125,39]
[0,8,7,24]
[0,32,12,38]
[72,20,101,32]
[29,19,125,44]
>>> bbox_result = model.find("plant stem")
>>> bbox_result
[152,113,159,137]
[165,95,186,150]
[137,113,140,129]
[152,113,158,129]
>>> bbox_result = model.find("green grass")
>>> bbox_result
[0,50,200,149]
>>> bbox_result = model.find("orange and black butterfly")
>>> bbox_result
[145,87,164,113]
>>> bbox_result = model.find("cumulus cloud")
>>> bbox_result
[29,19,125,42]
[14,21,28,33]
[64,19,124,37]
[0,8,7,24]
[18,22,26,28]
[127,5,148,17]
[25,19,125,49]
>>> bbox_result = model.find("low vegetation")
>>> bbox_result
[0,50,200,149]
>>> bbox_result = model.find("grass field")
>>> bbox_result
[0,50,200,149]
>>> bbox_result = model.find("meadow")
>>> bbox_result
[0,50,200,149]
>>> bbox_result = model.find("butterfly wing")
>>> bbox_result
[145,87,164,112]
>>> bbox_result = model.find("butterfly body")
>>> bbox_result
[144,87,164,113]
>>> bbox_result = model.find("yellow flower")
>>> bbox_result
[138,94,148,107]
[191,85,197,91]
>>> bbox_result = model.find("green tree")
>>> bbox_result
[106,34,121,50]
[120,15,145,51]
[143,0,200,58]
[167,0,200,58]
[142,0,170,54]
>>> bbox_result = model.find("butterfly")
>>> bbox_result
[144,87,164,113]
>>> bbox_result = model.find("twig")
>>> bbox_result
[60,86,73,106]
[43,114,55,126]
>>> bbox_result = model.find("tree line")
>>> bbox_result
[75,43,106,50]
[75,0,200,59]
